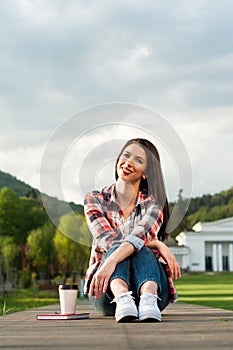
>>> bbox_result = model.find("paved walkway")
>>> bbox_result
[0,300,233,350]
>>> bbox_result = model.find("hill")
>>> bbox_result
[185,187,233,228]
[0,170,32,196]
[0,170,84,219]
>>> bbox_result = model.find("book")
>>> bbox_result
[36,312,89,320]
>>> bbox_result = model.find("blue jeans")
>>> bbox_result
[89,244,170,316]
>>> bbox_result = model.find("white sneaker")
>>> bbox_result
[111,291,138,322]
[139,292,161,322]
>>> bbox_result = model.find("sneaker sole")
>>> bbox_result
[139,316,161,322]
[139,313,161,322]
[116,316,137,323]
[116,314,138,323]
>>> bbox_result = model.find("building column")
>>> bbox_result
[212,243,218,272]
[229,243,233,272]
[218,243,223,272]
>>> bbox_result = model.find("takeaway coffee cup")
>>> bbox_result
[58,284,78,314]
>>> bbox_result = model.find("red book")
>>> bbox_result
[36,312,89,320]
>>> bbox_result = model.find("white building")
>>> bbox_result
[175,217,233,272]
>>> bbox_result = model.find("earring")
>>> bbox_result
[142,174,146,180]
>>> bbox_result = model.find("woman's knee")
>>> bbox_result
[137,246,155,257]
[132,246,157,264]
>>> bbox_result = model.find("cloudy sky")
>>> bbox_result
[0,0,233,206]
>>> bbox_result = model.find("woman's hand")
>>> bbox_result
[89,242,135,299]
[146,239,181,280]
[89,260,117,299]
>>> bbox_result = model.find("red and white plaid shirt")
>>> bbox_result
[84,184,178,303]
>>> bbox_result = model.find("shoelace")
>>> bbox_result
[111,291,135,305]
[140,294,161,305]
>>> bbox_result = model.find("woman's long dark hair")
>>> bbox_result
[115,138,170,241]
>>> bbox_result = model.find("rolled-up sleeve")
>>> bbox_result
[125,235,145,250]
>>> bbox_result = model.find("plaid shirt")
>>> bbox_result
[84,184,178,303]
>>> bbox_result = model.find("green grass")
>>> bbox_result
[0,289,59,315]
[175,272,233,311]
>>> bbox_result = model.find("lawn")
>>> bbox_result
[0,289,59,315]
[175,272,233,311]
[1,272,233,315]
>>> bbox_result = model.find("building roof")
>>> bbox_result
[176,217,233,246]
[192,217,233,232]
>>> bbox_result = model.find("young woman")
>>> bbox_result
[84,138,181,322]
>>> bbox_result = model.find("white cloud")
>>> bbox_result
[113,46,150,77]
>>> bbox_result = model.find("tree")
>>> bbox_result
[26,221,56,278]
[0,187,22,240]
[20,197,48,242]
[0,235,19,273]
[54,212,91,279]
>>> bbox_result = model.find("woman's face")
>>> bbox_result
[116,143,147,185]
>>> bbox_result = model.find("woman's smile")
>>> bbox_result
[121,166,133,175]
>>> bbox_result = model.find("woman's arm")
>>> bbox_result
[146,239,181,280]
[89,241,135,299]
